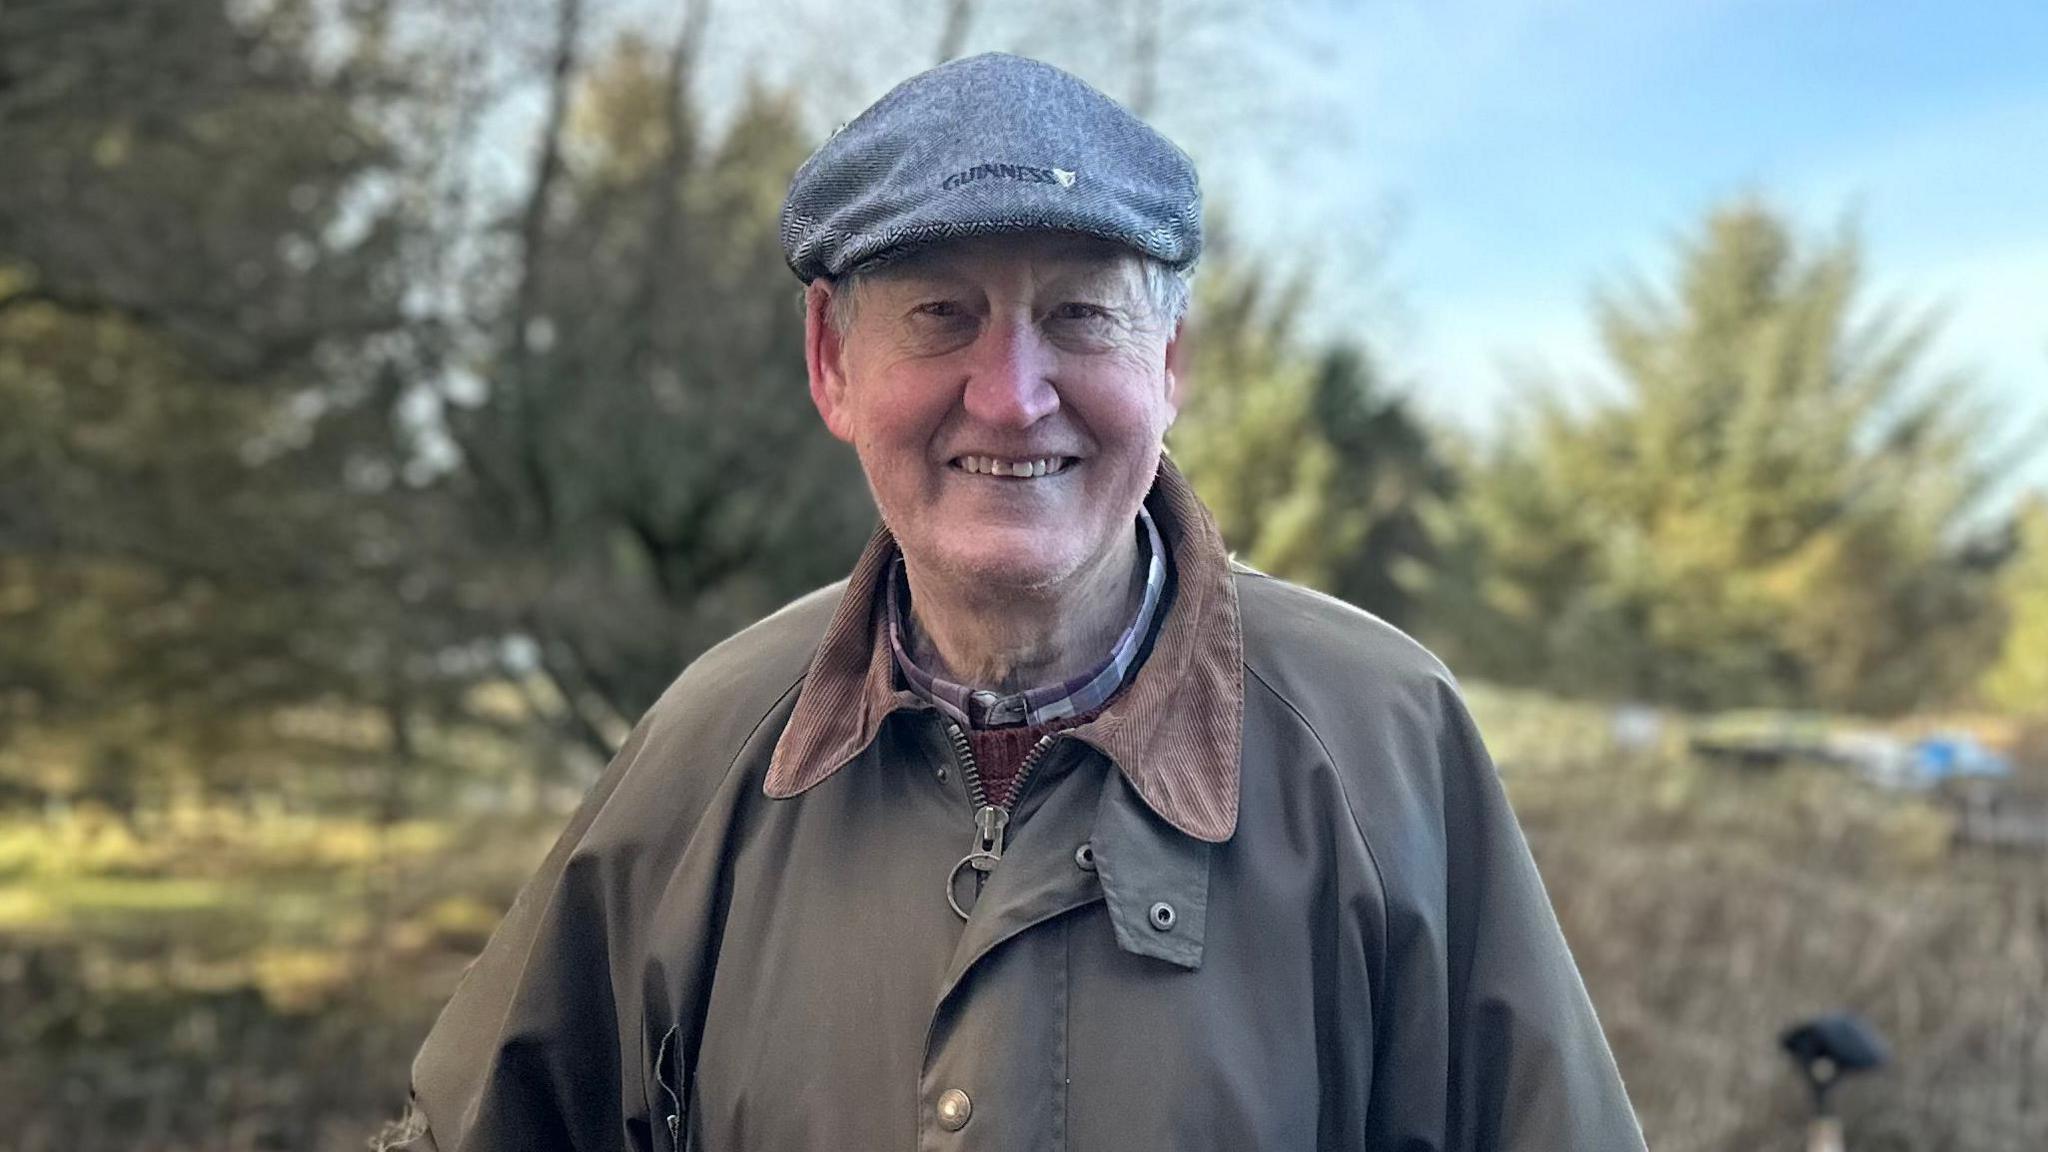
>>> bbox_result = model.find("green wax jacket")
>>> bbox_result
[407,463,1646,1152]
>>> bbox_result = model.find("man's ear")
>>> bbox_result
[805,280,857,444]
[1162,315,1189,423]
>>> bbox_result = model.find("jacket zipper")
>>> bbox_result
[943,719,1058,918]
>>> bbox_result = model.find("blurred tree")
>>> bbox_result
[0,0,875,788]
[423,22,874,756]
[1171,238,1448,627]
[1982,499,2048,716]
[1422,200,2007,712]
[0,0,412,378]
[0,0,483,809]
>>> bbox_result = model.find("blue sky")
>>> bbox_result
[1229,0,2047,497]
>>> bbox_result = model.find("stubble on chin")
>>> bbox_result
[875,447,1158,604]
[899,517,1082,604]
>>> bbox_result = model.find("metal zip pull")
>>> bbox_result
[947,809,1005,920]
[943,722,1060,920]
[968,804,1009,871]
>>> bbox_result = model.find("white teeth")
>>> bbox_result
[956,455,1068,477]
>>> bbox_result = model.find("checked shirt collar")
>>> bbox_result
[767,458,1247,844]
[886,506,1168,730]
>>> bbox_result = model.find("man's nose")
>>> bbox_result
[961,317,1059,427]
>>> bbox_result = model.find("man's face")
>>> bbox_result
[806,234,1184,597]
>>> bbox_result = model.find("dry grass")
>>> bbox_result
[1472,688,2048,1151]
[2,693,2042,1150]
[0,806,558,1151]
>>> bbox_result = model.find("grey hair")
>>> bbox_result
[822,254,1194,336]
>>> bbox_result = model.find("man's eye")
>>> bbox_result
[914,301,965,319]
[1052,303,1110,322]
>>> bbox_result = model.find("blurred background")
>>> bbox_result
[1,0,2044,1148]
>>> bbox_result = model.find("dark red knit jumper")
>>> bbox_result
[966,707,1105,811]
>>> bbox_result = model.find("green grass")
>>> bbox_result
[0,805,556,1001]
[0,804,563,1148]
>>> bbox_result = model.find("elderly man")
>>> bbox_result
[406,53,1645,1151]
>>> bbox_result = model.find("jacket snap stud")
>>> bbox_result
[936,1088,973,1131]
[1149,901,1176,931]
[1074,842,1096,871]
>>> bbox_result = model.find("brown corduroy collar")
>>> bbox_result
[764,456,1245,842]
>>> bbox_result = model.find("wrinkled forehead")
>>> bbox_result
[858,233,1144,290]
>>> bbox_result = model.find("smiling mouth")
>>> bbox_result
[950,455,1076,478]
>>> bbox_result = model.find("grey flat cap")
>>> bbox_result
[780,53,1202,283]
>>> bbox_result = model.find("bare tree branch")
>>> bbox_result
[630,0,713,383]
[526,612,632,759]
[500,0,587,541]
[1127,0,1162,119]
[934,0,977,64]
[0,281,407,383]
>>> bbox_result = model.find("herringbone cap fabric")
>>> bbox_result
[780,52,1203,283]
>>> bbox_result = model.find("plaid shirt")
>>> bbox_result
[888,507,1169,730]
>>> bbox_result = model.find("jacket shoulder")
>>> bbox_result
[1230,583,1642,1152]
[641,579,847,740]
[584,580,847,843]
[1231,566,1480,858]
[1233,565,1456,720]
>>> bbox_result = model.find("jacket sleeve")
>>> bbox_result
[392,581,830,1152]
[402,716,654,1152]
[1365,680,1647,1152]
[395,587,830,1152]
